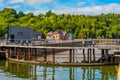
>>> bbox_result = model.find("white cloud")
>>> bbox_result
[0,0,3,6]
[77,2,86,6]
[53,3,120,15]
[24,3,120,15]
[7,5,21,9]
[8,0,24,4]
[25,0,53,5]
[8,0,53,5]
[25,10,47,15]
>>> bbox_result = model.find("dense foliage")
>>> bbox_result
[0,8,120,39]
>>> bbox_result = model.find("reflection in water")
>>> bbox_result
[0,60,118,80]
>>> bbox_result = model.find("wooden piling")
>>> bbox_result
[101,49,105,62]
[53,49,55,63]
[26,48,29,60]
[101,49,104,57]
[89,49,92,63]
[93,49,95,62]
[28,48,31,61]
[34,48,37,61]
[44,49,47,62]
[23,48,26,60]
[69,49,72,63]
[83,48,86,62]
[105,49,109,62]
[73,49,75,63]
[5,49,9,59]
[9,48,12,58]
[16,48,20,60]
[87,49,89,62]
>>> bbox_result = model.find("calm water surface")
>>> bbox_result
[0,60,118,80]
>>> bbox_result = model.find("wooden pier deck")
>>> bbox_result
[0,43,120,50]
[0,39,120,65]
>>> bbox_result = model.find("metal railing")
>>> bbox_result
[0,39,120,47]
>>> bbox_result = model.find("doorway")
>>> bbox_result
[10,34,14,42]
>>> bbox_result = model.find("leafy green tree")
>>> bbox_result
[0,8,120,39]
[17,11,25,18]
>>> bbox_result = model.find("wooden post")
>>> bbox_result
[105,49,109,62]
[9,48,12,59]
[23,48,26,60]
[101,49,104,57]
[44,49,47,62]
[83,48,86,62]
[69,49,72,63]
[26,48,29,60]
[5,49,9,59]
[17,48,20,60]
[73,49,74,63]
[15,47,17,59]
[89,49,92,63]
[101,49,104,62]
[24,48,28,60]
[34,48,37,61]
[93,49,95,62]
[21,48,23,60]
[28,48,31,61]
[53,49,55,63]
[87,49,89,62]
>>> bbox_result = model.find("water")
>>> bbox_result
[0,60,119,80]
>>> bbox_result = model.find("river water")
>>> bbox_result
[0,60,119,80]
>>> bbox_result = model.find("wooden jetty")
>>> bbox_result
[0,39,120,66]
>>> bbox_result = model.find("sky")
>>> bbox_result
[0,0,120,15]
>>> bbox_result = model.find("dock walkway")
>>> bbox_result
[0,39,120,66]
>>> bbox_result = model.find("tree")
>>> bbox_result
[0,8,120,39]
[17,11,24,18]
[45,10,54,17]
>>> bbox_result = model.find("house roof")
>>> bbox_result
[46,30,67,36]
[46,31,53,36]
[54,30,63,34]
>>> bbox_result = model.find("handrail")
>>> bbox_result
[0,39,120,46]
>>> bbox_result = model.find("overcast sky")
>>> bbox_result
[0,0,120,15]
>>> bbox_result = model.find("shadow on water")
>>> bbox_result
[0,60,118,80]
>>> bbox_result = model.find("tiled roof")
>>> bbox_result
[46,31,53,36]
[46,30,67,36]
